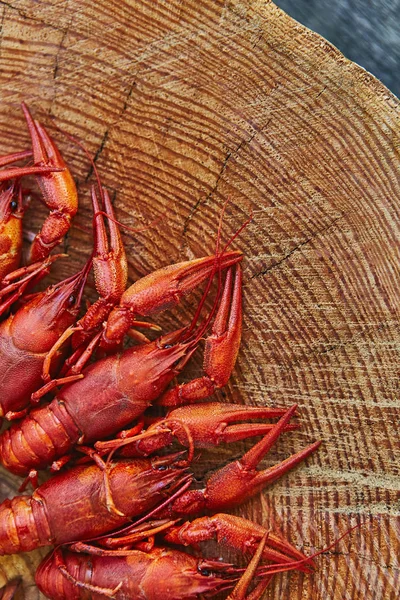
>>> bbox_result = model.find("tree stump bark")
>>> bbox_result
[0,1,399,598]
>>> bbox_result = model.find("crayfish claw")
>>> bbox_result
[158,264,243,407]
[21,103,78,263]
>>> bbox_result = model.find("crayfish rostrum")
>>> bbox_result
[0,104,327,599]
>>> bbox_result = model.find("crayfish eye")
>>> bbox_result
[199,568,211,577]
[68,294,76,305]
[163,344,172,349]
[9,200,18,211]
[156,464,167,471]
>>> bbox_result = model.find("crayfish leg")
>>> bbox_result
[31,373,84,402]
[89,518,180,551]
[18,469,39,492]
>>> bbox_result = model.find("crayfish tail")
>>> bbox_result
[0,494,51,555]
[0,399,80,476]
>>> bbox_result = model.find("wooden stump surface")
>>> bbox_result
[0,1,399,598]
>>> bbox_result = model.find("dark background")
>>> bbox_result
[274,0,400,98]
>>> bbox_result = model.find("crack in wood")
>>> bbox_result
[0,5,5,56]
[53,18,71,81]
[84,79,136,183]
[84,129,109,183]
[180,147,232,242]
[181,127,260,242]
[250,215,343,279]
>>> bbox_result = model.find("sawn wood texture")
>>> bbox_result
[0,1,398,598]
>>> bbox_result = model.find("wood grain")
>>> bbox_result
[0,1,399,598]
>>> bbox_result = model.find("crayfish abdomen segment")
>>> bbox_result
[0,399,80,475]
[0,495,51,555]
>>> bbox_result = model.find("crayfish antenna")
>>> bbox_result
[0,150,32,168]
[249,522,362,579]
[0,165,63,182]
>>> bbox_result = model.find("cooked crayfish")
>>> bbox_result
[36,532,276,599]
[0,257,91,420]
[0,104,78,313]
[0,409,318,559]
[0,108,328,600]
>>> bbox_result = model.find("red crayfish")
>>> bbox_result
[0,103,78,308]
[0,105,329,599]
[0,104,82,422]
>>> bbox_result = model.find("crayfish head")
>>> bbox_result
[0,182,24,223]
[117,330,196,405]
[140,549,238,599]
[11,258,91,353]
